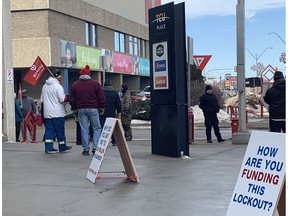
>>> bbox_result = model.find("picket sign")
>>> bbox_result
[226,131,285,216]
[86,118,139,183]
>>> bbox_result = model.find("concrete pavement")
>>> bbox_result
[3,118,270,216]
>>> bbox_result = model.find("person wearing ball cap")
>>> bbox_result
[69,65,106,156]
[40,68,72,154]
[264,71,286,133]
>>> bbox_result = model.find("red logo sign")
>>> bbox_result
[155,76,167,88]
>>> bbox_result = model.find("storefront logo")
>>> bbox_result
[155,60,166,72]
[155,76,167,88]
[151,12,170,23]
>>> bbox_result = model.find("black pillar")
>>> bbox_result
[149,2,188,157]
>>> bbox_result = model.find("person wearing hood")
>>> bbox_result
[100,79,121,146]
[120,83,132,141]
[264,71,286,133]
[199,85,225,143]
[69,65,106,156]
[40,68,72,154]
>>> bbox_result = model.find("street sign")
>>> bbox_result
[193,55,212,70]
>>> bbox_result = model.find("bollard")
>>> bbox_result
[188,109,194,144]
[231,117,239,134]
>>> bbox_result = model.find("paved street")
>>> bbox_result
[3,118,270,216]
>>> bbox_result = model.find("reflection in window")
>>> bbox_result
[141,40,146,58]
[85,22,90,46]
[114,31,125,53]
[86,22,97,47]
[129,36,140,56]
[92,24,97,47]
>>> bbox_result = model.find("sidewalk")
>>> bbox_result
[2,119,269,216]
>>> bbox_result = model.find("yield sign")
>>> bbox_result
[193,55,212,70]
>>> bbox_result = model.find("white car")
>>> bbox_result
[142,86,150,99]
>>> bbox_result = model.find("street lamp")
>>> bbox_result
[246,47,273,76]
[269,32,286,64]
[268,32,286,44]
[203,68,234,76]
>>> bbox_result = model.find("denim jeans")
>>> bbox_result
[44,117,67,152]
[78,108,102,151]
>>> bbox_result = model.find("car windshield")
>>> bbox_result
[143,86,150,92]
[136,92,145,96]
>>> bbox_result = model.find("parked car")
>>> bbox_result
[131,86,150,101]
[142,86,150,99]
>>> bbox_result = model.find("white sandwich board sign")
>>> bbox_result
[87,118,139,184]
[226,131,285,216]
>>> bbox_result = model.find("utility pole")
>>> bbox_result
[233,0,250,144]
[2,0,15,141]
[187,36,193,108]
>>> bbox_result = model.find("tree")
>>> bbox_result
[188,64,225,108]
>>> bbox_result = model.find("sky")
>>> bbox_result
[161,0,286,79]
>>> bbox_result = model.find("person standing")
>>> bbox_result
[18,89,37,118]
[69,65,106,156]
[264,71,286,133]
[120,84,132,141]
[100,80,122,146]
[40,68,72,154]
[15,93,23,142]
[18,89,37,140]
[199,85,225,143]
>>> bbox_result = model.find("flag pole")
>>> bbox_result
[46,68,55,78]
[38,56,55,78]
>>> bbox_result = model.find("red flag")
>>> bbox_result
[18,83,22,99]
[23,56,47,86]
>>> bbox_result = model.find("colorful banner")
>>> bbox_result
[61,40,76,68]
[102,49,113,72]
[112,52,133,74]
[23,56,47,86]
[139,58,150,76]
[76,46,102,70]
[132,55,140,75]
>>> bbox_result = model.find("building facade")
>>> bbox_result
[11,0,160,99]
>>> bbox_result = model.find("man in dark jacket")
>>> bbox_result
[69,65,106,156]
[100,79,122,146]
[264,71,286,133]
[199,85,225,143]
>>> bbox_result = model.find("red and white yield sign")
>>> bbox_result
[193,55,212,70]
